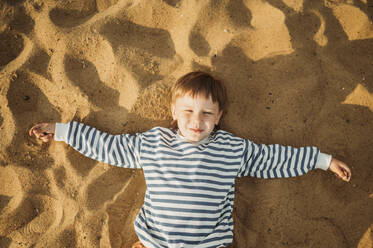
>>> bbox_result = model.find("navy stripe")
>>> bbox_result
[147,183,228,193]
[145,176,233,186]
[267,145,276,178]
[115,137,126,166]
[87,129,98,159]
[142,148,241,160]
[294,147,301,176]
[146,212,232,230]
[106,135,116,163]
[279,146,288,177]
[72,122,79,148]
[144,209,231,222]
[146,169,235,179]
[81,126,94,156]
[247,142,259,175]
[286,147,295,177]
[149,191,224,200]
[142,156,238,165]
[148,197,220,207]
[77,124,87,151]
[101,133,110,162]
[304,148,314,169]
[144,201,219,214]
[142,162,237,173]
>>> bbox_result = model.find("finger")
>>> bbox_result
[339,163,352,181]
[33,129,44,139]
[334,167,347,181]
[43,134,53,142]
[343,169,351,181]
[32,129,40,138]
[339,169,350,182]
[29,125,39,136]
[29,127,34,136]
[47,134,53,141]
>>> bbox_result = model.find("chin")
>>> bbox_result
[188,133,207,142]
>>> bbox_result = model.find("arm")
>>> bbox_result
[237,139,351,181]
[29,122,142,169]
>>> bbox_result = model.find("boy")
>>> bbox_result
[30,71,351,248]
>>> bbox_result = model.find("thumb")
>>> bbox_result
[335,166,350,181]
[335,168,345,179]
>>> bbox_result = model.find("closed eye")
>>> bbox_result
[203,112,212,115]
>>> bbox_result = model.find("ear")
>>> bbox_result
[171,104,176,120]
[215,110,223,125]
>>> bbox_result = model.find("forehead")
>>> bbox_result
[174,93,219,108]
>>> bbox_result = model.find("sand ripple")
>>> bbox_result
[0,0,372,247]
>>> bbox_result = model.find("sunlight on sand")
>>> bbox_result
[358,225,373,248]
[312,10,328,47]
[332,4,373,40]
[238,0,293,61]
[282,0,303,12]
[342,84,373,112]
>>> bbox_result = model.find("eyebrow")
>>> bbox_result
[180,105,216,111]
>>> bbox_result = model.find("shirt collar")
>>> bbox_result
[176,130,211,145]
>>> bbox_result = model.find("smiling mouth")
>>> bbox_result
[190,128,202,133]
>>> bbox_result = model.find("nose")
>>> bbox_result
[191,112,203,126]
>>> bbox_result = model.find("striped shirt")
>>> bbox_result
[54,122,330,248]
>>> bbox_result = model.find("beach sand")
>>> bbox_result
[0,0,372,247]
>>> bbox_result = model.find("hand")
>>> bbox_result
[328,158,351,182]
[29,123,56,143]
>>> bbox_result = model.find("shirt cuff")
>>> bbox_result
[54,122,69,142]
[315,152,332,171]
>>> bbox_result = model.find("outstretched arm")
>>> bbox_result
[238,140,351,182]
[30,122,142,169]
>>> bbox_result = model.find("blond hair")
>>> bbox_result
[170,71,227,112]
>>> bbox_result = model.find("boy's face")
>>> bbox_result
[171,93,222,142]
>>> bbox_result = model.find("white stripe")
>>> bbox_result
[149,187,227,197]
[146,179,231,190]
[98,132,108,163]
[68,122,77,145]
[282,147,291,177]
[80,125,90,155]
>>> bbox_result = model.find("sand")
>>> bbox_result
[0,0,372,247]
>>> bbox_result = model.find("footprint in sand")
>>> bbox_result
[56,228,77,248]
[64,55,121,109]
[0,167,23,220]
[8,6,34,35]
[162,0,181,8]
[0,32,24,68]
[24,48,52,80]
[96,0,121,12]
[49,1,97,28]
[86,167,134,210]
[0,167,58,245]
[188,1,252,59]
[105,170,146,247]
[1,0,25,6]
[99,17,176,87]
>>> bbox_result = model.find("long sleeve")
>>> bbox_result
[237,139,329,178]
[54,121,142,168]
